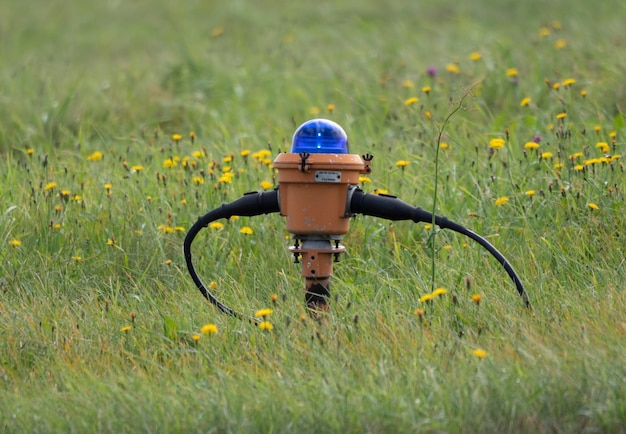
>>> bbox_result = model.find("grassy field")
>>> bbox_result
[1,0,625,432]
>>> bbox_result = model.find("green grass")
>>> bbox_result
[1,0,625,432]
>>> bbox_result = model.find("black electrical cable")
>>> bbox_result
[348,187,531,308]
[186,186,530,322]
[183,190,280,321]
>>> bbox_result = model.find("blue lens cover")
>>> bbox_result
[291,119,349,154]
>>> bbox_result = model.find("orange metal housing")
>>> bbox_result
[273,153,371,235]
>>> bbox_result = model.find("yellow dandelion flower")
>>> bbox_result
[259,321,274,331]
[9,239,22,247]
[359,176,371,183]
[165,259,172,265]
[469,52,482,61]
[201,323,218,335]
[422,86,431,94]
[309,106,320,115]
[580,90,588,97]
[239,226,253,235]
[541,152,553,159]
[524,142,540,149]
[172,134,182,142]
[414,308,425,317]
[439,142,449,149]
[472,349,488,358]
[327,103,335,112]
[596,142,610,153]
[27,148,35,156]
[520,97,531,107]
[574,164,584,171]
[552,82,561,90]
[44,182,57,191]
[373,189,388,195]
[87,151,103,161]
[525,190,536,196]
[209,281,218,290]
[446,64,460,74]
[555,39,567,49]
[395,160,410,168]
[506,68,518,77]
[131,165,144,172]
[489,138,505,149]
[192,176,204,185]
[494,196,509,206]
[209,222,224,230]
[120,326,132,332]
[240,149,251,157]
[425,111,432,119]
[419,294,435,303]
[554,162,563,169]
[432,288,447,296]
[556,113,567,120]
[163,158,176,168]
[251,151,262,160]
[218,174,233,184]
[255,308,272,318]
[192,151,205,159]
[402,79,414,88]
[587,203,599,210]
[539,27,551,37]
[404,96,419,106]
[192,334,201,342]
[471,294,482,304]
[104,183,112,190]
[562,78,576,87]
[260,180,273,190]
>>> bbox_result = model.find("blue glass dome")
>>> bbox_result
[291,119,349,154]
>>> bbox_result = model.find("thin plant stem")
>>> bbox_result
[429,82,480,292]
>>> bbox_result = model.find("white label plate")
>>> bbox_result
[314,170,342,183]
